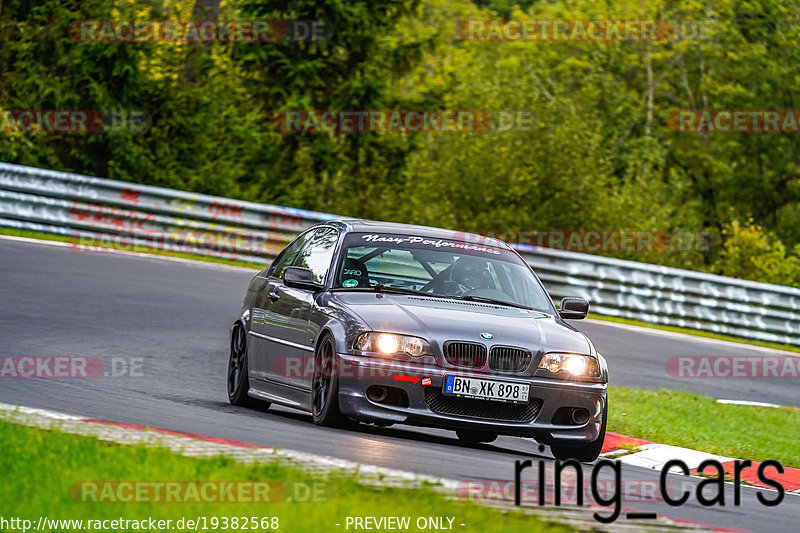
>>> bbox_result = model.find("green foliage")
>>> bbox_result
[714,218,800,285]
[2,0,800,286]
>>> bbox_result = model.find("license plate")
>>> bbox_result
[443,375,529,403]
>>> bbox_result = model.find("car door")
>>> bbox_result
[248,231,313,382]
[261,226,339,390]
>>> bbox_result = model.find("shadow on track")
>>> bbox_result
[213,399,548,460]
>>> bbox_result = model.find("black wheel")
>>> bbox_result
[311,333,349,427]
[227,324,266,408]
[456,429,498,444]
[550,403,607,463]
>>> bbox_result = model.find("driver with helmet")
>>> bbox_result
[449,256,492,296]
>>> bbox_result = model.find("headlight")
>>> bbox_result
[538,352,600,378]
[354,332,432,357]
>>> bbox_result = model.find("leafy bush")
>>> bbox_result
[714,219,800,287]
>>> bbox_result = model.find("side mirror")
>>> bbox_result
[559,297,589,320]
[283,266,323,292]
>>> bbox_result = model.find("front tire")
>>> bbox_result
[227,324,267,408]
[550,403,607,463]
[311,333,349,427]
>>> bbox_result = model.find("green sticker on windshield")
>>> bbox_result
[343,279,358,288]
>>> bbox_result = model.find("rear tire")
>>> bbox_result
[311,333,350,427]
[227,324,267,409]
[550,403,607,463]
[455,429,498,444]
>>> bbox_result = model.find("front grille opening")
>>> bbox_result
[444,342,487,369]
[424,388,542,423]
[489,346,532,372]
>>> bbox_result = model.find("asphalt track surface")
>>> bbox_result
[1,237,798,532]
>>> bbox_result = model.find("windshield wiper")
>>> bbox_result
[372,284,441,297]
[455,295,533,310]
[331,284,438,297]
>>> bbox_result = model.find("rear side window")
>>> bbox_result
[268,231,313,278]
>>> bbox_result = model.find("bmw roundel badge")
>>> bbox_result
[480,332,494,340]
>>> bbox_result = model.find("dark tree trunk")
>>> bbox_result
[184,0,221,84]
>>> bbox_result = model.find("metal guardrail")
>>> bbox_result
[522,246,800,346]
[2,161,799,346]
[0,162,335,264]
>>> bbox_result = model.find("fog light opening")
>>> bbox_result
[367,386,388,403]
[571,408,590,425]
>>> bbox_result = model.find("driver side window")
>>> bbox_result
[268,231,313,279]
[292,227,339,284]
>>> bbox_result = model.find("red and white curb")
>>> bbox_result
[0,403,427,486]
[601,432,800,494]
[0,402,762,532]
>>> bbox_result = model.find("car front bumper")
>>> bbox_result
[336,353,607,443]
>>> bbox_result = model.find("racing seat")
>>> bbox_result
[340,257,371,288]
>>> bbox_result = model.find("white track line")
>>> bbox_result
[716,399,783,408]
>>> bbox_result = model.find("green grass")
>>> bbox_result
[0,227,265,270]
[608,386,800,468]
[588,313,800,354]
[0,420,575,533]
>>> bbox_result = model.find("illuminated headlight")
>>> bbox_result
[354,332,432,357]
[538,353,600,378]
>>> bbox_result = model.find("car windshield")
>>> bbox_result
[333,232,553,311]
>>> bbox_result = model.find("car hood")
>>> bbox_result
[332,292,592,354]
